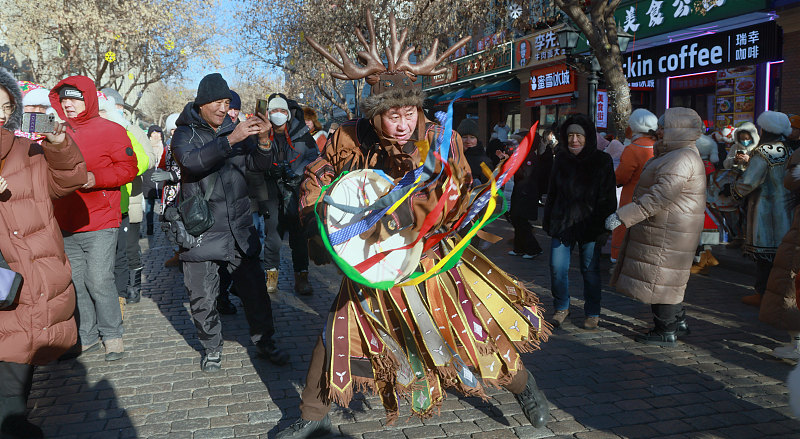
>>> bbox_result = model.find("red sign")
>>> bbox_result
[668,72,716,91]
[529,64,576,98]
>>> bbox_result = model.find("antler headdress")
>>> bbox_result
[306,11,470,96]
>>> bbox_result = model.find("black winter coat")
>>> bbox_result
[171,102,271,262]
[543,114,617,244]
[464,142,491,184]
[245,111,319,228]
[510,135,541,221]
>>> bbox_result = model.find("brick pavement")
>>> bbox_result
[25,219,800,438]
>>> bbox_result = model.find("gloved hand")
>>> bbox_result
[163,207,199,249]
[719,183,732,197]
[151,169,177,183]
[604,213,623,231]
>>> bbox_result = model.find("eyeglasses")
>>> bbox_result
[1,103,13,115]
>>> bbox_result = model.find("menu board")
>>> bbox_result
[715,65,756,130]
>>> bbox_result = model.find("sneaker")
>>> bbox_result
[513,370,549,428]
[634,329,677,347]
[267,269,279,294]
[201,351,222,373]
[104,338,124,361]
[257,340,289,366]
[275,415,332,439]
[741,294,762,307]
[551,310,569,328]
[522,251,543,259]
[583,316,600,330]
[508,250,520,256]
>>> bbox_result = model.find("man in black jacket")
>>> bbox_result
[246,94,319,296]
[170,73,288,372]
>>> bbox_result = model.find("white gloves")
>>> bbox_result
[605,213,623,231]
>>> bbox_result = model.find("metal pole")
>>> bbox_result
[588,70,598,124]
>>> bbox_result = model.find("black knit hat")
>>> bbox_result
[229,90,241,110]
[457,118,479,138]
[195,73,231,106]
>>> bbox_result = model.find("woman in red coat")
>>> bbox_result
[0,69,87,439]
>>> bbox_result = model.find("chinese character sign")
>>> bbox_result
[596,90,608,129]
[514,27,566,69]
[529,64,576,98]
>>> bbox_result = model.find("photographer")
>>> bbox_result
[247,94,318,296]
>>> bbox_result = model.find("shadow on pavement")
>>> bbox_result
[29,357,136,438]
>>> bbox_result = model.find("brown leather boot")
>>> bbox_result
[294,271,313,296]
[266,269,279,294]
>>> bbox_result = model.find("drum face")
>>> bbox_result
[326,170,423,284]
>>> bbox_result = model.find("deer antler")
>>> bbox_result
[384,13,410,72]
[397,35,472,77]
[305,11,386,80]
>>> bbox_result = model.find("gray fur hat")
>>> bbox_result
[0,68,22,131]
[360,88,425,119]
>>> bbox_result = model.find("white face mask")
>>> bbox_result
[270,112,288,127]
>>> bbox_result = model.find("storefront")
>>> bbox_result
[623,20,783,129]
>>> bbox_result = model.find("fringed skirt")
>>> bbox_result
[319,241,550,423]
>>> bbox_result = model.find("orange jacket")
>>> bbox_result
[615,137,655,207]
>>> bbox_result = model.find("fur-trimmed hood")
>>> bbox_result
[0,68,23,131]
[360,88,425,119]
[733,121,760,153]
[757,110,792,137]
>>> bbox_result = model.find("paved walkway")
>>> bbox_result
[27,219,800,438]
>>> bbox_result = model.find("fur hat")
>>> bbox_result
[712,125,735,144]
[757,110,792,137]
[22,87,51,108]
[456,118,479,138]
[628,108,658,134]
[0,68,23,131]
[303,107,322,131]
[734,121,760,150]
[360,88,425,119]
[695,135,718,163]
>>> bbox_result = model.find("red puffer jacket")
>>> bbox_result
[0,129,87,364]
[48,76,137,232]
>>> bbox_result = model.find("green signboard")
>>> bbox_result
[573,0,770,53]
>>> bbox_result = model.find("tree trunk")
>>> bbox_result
[598,56,631,138]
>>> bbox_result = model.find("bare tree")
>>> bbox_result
[554,0,631,135]
[236,0,488,118]
[0,0,219,109]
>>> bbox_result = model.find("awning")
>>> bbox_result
[469,78,520,99]
[435,87,473,105]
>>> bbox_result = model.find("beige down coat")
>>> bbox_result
[759,151,800,331]
[611,107,707,305]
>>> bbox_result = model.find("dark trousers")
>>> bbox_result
[0,362,33,424]
[651,303,685,332]
[114,216,143,297]
[298,334,530,421]
[510,214,542,255]
[754,259,773,296]
[182,250,276,354]
[144,197,157,233]
[262,198,308,272]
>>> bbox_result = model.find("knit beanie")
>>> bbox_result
[101,87,124,107]
[229,90,241,110]
[456,118,479,138]
[148,125,163,137]
[268,96,289,113]
[195,73,232,107]
[22,88,51,108]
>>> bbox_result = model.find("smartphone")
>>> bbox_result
[21,112,56,133]
[255,99,268,116]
